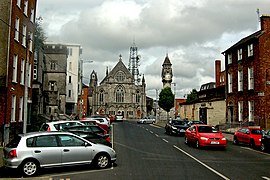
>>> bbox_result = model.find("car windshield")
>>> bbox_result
[251,129,263,135]
[172,120,186,125]
[198,126,218,133]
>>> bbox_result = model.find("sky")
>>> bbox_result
[36,0,270,99]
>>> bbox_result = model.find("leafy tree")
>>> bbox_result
[158,87,174,120]
[186,89,198,103]
[34,16,46,51]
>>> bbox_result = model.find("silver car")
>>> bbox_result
[3,131,117,177]
[137,117,156,124]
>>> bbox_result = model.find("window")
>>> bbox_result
[22,25,26,47]
[238,69,243,91]
[69,76,71,83]
[59,135,85,147]
[23,0,28,16]
[30,9,34,22]
[248,67,254,90]
[228,53,232,64]
[15,17,19,41]
[248,44,253,57]
[115,71,125,82]
[17,0,21,7]
[34,135,58,147]
[20,59,25,85]
[68,90,71,98]
[19,97,23,122]
[29,32,33,51]
[116,86,124,103]
[68,48,73,56]
[136,91,140,103]
[50,61,56,70]
[248,101,254,122]
[69,62,72,71]
[99,90,104,103]
[237,48,242,60]
[11,95,16,122]
[228,73,232,93]
[238,101,243,121]
[49,81,57,91]
[33,64,37,80]
[12,55,18,83]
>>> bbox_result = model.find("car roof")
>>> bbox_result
[19,131,75,138]
[45,120,83,124]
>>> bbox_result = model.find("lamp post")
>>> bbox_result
[171,83,176,118]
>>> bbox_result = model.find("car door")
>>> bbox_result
[30,135,62,167]
[58,134,94,165]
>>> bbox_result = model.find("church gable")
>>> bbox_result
[100,56,134,84]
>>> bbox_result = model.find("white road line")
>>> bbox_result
[146,129,149,131]
[162,139,168,143]
[155,134,159,137]
[262,176,270,180]
[173,145,230,180]
[150,131,153,133]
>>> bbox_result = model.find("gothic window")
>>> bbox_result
[115,86,124,103]
[51,61,56,70]
[99,90,104,103]
[136,90,140,103]
[115,71,125,82]
[49,81,57,91]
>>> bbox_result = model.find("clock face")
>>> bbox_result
[165,74,171,80]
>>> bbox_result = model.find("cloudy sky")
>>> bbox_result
[36,0,270,99]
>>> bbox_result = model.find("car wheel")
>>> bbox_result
[233,136,239,145]
[195,139,200,149]
[184,136,189,145]
[249,139,255,149]
[143,121,146,124]
[20,159,39,177]
[94,153,111,169]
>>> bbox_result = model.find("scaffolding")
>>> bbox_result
[128,42,141,85]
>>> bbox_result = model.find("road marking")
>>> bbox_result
[173,145,230,180]
[262,176,270,180]
[150,124,162,128]
[162,139,168,143]
[150,131,153,134]
[155,134,159,137]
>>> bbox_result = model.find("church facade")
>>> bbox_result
[89,55,147,119]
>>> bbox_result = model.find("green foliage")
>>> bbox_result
[158,87,174,112]
[34,16,46,50]
[186,88,198,103]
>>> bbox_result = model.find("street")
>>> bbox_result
[1,120,270,179]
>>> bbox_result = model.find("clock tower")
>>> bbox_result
[161,54,173,88]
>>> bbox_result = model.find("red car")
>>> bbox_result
[80,118,109,133]
[185,124,227,149]
[233,127,263,148]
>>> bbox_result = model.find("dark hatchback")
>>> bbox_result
[165,119,189,136]
[62,125,112,147]
[261,129,270,152]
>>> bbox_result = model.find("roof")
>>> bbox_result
[162,54,172,66]
[222,30,263,54]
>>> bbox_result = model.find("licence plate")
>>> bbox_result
[210,141,219,144]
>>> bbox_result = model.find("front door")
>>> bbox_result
[199,108,207,124]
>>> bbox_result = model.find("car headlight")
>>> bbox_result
[172,126,177,130]
[200,137,208,140]
[222,137,226,140]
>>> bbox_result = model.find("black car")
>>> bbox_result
[261,129,270,152]
[62,125,112,147]
[165,120,189,136]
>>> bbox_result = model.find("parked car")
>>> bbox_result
[137,117,156,124]
[80,118,110,133]
[233,127,263,148]
[185,124,227,149]
[90,114,111,124]
[187,120,205,127]
[261,129,270,152]
[62,125,112,147]
[39,120,85,131]
[165,119,189,136]
[3,131,117,177]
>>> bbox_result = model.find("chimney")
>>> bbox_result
[215,60,221,87]
[261,15,270,32]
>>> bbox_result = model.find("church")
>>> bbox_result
[88,54,147,119]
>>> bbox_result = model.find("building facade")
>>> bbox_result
[65,44,82,116]
[90,55,146,119]
[43,43,67,119]
[0,0,37,144]
[223,15,270,129]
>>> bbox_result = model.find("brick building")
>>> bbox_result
[223,15,270,129]
[0,0,37,144]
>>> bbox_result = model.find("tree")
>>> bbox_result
[158,87,174,120]
[186,89,198,103]
[34,16,46,51]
